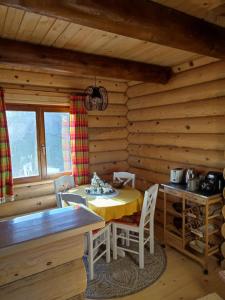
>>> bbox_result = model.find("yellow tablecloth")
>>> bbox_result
[67,185,143,222]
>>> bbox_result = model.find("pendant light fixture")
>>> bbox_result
[84,77,108,111]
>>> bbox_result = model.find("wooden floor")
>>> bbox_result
[89,247,225,300]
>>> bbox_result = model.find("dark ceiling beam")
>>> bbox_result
[0,38,171,83]
[1,0,225,59]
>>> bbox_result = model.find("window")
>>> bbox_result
[6,105,71,183]
[6,110,39,178]
[44,112,71,175]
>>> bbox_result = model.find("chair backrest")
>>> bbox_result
[54,175,75,208]
[58,192,87,207]
[139,184,159,229]
[113,172,135,188]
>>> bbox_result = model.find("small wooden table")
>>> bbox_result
[0,206,104,300]
[161,183,223,273]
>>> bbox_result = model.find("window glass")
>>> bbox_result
[44,112,71,175]
[6,111,39,178]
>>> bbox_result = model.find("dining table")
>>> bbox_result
[66,185,143,222]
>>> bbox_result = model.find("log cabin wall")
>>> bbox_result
[126,60,225,239]
[0,68,128,218]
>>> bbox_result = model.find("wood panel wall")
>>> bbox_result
[127,60,225,239]
[0,68,128,218]
[2,61,225,222]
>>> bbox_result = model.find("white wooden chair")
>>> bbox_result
[88,224,111,280]
[57,192,87,208]
[113,172,135,188]
[54,175,75,208]
[60,192,111,280]
[112,184,159,269]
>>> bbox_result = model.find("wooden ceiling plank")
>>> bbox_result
[127,43,167,62]
[84,31,120,55]
[30,15,56,44]
[94,35,143,58]
[0,38,171,83]
[53,23,82,48]
[1,0,225,58]
[2,7,24,39]
[0,5,7,35]
[16,11,41,41]
[41,19,69,46]
[63,26,100,52]
[120,41,158,61]
[111,40,148,59]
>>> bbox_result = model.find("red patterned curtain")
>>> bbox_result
[70,94,89,185]
[0,88,14,204]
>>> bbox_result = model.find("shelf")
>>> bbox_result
[166,231,183,250]
[166,224,182,238]
[184,245,205,260]
[208,213,221,220]
[185,212,221,220]
[208,245,219,256]
[162,185,222,271]
[190,228,219,239]
[166,208,182,218]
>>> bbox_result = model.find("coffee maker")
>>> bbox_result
[200,171,224,196]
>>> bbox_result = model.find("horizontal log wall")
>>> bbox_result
[0,69,128,217]
[127,60,225,239]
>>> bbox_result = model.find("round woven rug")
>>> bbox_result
[85,242,167,299]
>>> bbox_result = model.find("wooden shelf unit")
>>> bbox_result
[160,183,223,273]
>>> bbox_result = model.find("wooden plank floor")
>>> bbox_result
[88,247,225,300]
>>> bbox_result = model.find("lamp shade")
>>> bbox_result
[84,86,108,111]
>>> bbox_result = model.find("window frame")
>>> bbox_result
[6,104,72,184]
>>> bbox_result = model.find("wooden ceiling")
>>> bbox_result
[0,4,204,68]
[0,1,224,82]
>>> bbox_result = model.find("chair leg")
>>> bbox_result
[88,232,94,280]
[106,226,111,263]
[126,229,130,247]
[149,222,154,254]
[84,234,88,255]
[112,224,118,260]
[139,232,144,269]
[121,230,125,246]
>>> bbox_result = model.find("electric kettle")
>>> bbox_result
[185,169,195,183]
